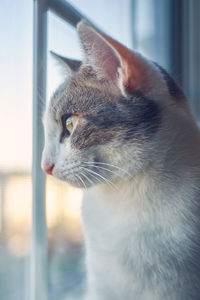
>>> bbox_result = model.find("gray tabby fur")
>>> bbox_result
[42,21,200,300]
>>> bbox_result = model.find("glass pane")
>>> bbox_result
[68,0,132,48]
[0,1,32,299]
[132,0,170,70]
[47,12,82,99]
[133,0,171,71]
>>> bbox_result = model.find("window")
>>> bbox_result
[0,1,199,299]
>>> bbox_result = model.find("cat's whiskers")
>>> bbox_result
[79,171,94,186]
[82,161,131,177]
[38,84,68,119]
[80,167,102,185]
[36,86,48,109]
[36,88,46,105]
[35,88,52,121]
[74,174,82,188]
[83,163,123,178]
[81,166,119,192]
[50,86,69,115]
[76,173,87,189]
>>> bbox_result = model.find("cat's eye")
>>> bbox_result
[60,114,78,142]
[65,115,78,133]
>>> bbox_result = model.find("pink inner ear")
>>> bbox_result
[98,33,152,94]
[79,25,122,82]
[78,22,160,95]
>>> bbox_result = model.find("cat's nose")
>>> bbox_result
[41,149,55,175]
[42,162,55,175]
[44,164,54,175]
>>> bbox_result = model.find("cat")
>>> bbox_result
[41,21,200,300]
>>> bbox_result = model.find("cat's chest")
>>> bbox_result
[82,186,161,262]
[81,185,200,300]
[82,188,177,300]
[81,185,192,273]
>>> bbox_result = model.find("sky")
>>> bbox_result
[0,0,132,172]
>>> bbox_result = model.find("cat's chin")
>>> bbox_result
[53,173,95,189]
[52,167,103,189]
[66,179,94,189]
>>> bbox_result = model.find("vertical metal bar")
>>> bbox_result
[181,0,190,97]
[169,0,200,120]
[169,0,184,86]
[187,0,200,120]
[31,1,48,300]
[0,175,6,243]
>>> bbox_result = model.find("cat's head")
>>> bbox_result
[41,21,189,188]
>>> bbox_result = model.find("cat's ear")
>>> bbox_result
[50,51,82,74]
[77,21,165,96]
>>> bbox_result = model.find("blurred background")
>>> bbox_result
[0,0,199,299]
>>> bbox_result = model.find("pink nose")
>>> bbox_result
[42,164,54,175]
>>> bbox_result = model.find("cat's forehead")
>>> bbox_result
[49,72,111,120]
